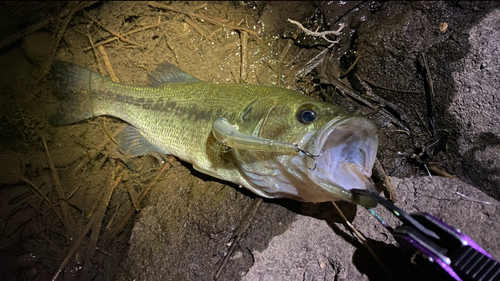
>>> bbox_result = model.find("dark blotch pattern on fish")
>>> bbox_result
[110,93,221,122]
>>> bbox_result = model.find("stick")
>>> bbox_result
[240,31,248,84]
[50,166,121,281]
[84,22,165,50]
[287,19,344,45]
[329,78,376,109]
[214,198,263,280]
[296,45,334,78]
[103,160,171,247]
[127,182,141,211]
[42,136,75,233]
[340,51,362,78]
[374,159,397,203]
[329,78,410,131]
[363,77,422,94]
[41,2,88,81]
[148,1,260,39]
[185,17,212,41]
[421,53,437,130]
[85,164,122,265]
[83,11,143,48]
[72,123,127,174]
[22,178,64,222]
[98,45,120,83]
[332,202,396,281]
[428,166,457,179]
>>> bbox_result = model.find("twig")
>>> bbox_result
[424,164,432,177]
[332,202,396,281]
[421,53,437,131]
[454,192,495,205]
[21,178,53,209]
[67,185,81,200]
[214,198,263,280]
[209,27,223,39]
[83,11,143,48]
[277,32,297,87]
[356,75,410,131]
[42,136,75,234]
[50,165,121,281]
[148,1,260,39]
[149,2,231,24]
[287,19,344,45]
[85,164,122,266]
[330,78,410,131]
[363,77,422,94]
[98,45,120,83]
[340,51,362,78]
[72,124,127,174]
[355,74,406,115]
[240,31,248,84]
[127,183,140,212]
[421,53,436,102]
[103,160,171,247]
[329,78,377,109]
[41,2,87,81]
[296,45,334,78]
[105,203,120,230]
[21,178,65,224]
[87,31,106,76]
[185,17,212,41]
[373,159,397,203]
[84,22,165,51]
[428,166,457,179]
[276,10,316,86]
[381,129,411,137]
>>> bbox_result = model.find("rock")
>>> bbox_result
[244,176,500,281]
[445,9,500,197]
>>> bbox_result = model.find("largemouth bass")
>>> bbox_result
[49,61,378,207]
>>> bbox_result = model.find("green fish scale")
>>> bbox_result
[92,81,294,185]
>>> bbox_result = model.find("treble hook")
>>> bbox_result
[293,144,323,171]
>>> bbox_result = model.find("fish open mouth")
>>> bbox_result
[304,117,378,206]
[212,116,378,207]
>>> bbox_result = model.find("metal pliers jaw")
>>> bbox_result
[352,189,500,281]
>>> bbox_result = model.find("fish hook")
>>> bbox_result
[293,144,323,171]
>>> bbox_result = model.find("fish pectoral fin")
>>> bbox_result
[148,62,202,87]
[115,125,170,156]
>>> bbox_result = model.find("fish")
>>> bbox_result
[49,61,379,207]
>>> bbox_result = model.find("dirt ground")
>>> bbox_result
[0,1,498,281]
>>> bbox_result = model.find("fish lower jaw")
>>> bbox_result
[299,117,378,205]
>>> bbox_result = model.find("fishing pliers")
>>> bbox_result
[352,189,500,281]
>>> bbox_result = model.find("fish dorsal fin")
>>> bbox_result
[115,125,170,156]
[148,62,202,86]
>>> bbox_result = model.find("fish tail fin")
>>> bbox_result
[49,61,111,126]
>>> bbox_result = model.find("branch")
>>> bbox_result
[288,19,344,44]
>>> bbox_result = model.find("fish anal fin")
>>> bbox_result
[148,62,202,86]
[115,125,169,156]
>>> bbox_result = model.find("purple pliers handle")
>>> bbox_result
[352,189,500,281]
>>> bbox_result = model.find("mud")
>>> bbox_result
[0,1,498,281]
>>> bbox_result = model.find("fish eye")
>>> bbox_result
[297,108,317,124]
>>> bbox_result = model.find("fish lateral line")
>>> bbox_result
[211,118,321,170]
